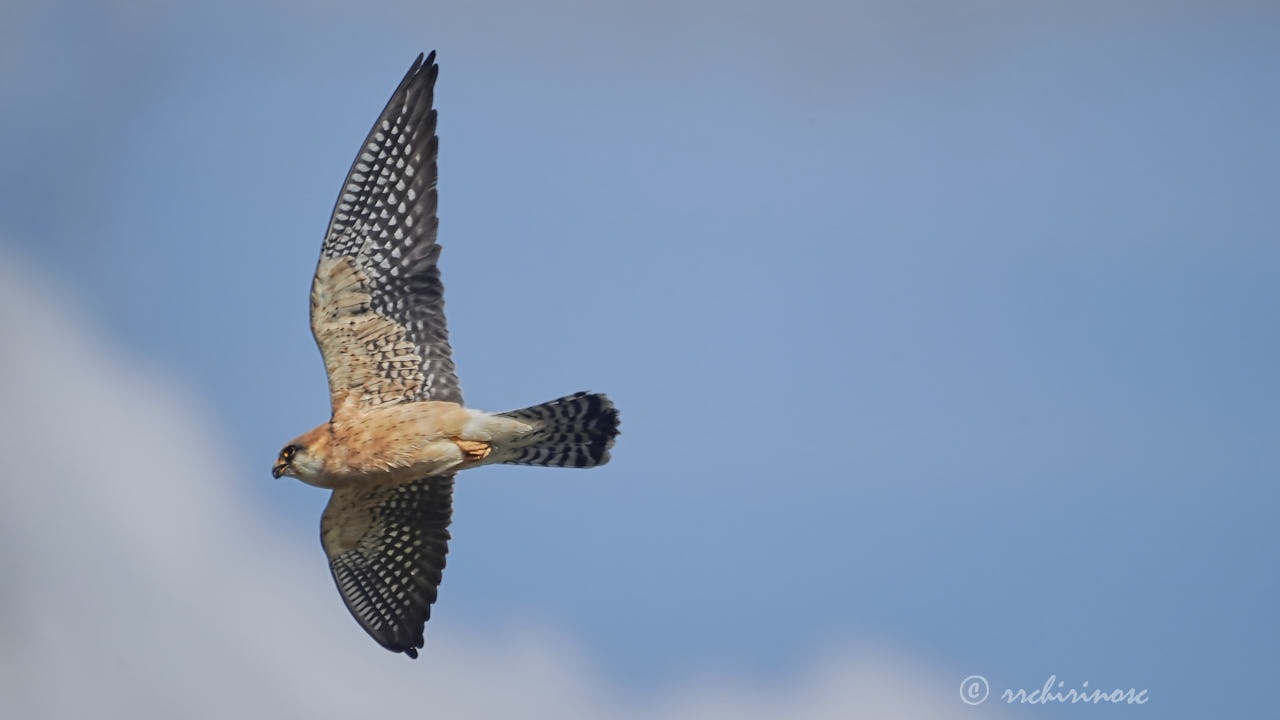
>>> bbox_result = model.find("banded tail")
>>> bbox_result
[497,392,620,468]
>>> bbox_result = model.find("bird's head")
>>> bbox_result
[272,430,327,484]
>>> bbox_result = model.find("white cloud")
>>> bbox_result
[0,249,1014,719]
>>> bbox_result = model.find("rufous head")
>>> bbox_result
[272,427,328,485]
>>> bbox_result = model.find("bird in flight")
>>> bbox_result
[272,52,620,658]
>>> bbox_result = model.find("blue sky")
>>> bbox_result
[2,0,1277,717]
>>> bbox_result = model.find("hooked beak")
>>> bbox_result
[272,462,286,479]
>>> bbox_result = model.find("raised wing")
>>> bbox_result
[311,52,462,414]
[320,475,454,658]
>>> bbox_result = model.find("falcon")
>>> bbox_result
[272,52,620,658]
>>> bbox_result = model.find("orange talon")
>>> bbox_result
[455,439,492,462]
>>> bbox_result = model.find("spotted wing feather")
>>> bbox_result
[320,475,454,658]
[310,52,462,413]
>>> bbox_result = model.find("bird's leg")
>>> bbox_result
[455,439,492,462]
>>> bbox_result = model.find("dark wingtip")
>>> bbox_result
[403,51,437,86]
[406,52,425,76]
[404,646,419,659]
[419,51,438,82]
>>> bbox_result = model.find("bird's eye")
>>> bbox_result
[281,445,297,462]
